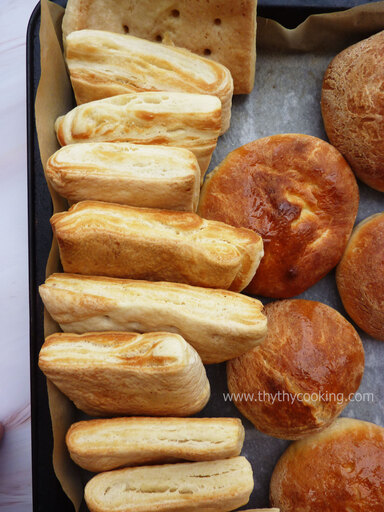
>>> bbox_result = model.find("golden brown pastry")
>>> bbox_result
[84,457,254,512]
[322,31,384,191]
[46,143,200,211]
[270,418,384,511]
[336,212,384,341]
[65,30,233,133]
[39,273,267,364]
[55,92,222,178]
[39,332,210,417]
[66,417,244,472]
[62,0,257,94]
[198,134,359,298]
[51,201,264,292]
[227,300,364,440]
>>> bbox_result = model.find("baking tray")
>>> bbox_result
[27,1,383,510]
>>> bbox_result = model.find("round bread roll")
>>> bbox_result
[198,134,359,298]
[336,212,384,341]
[270,418,384,510]
[227,300,364,440]
[321,31,384,191]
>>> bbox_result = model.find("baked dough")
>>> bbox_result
[39,331,210,416]
[198,134,359,298]
[227,299,364,440]
[66,417,244,472]
[270,418,384,510]
[39,273,267,364]
[46,143,200,211]
[55,92,222,178]
[84,457,254,512]
[65,30,233,133]
[336,212,384,341]
[322,31,384,191]
[62,0,257,94]
[51,200,264,292]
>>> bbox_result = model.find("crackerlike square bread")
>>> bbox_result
[62,0,257,94]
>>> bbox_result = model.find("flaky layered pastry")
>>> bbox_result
[39,332,210,417]
[55,92,221,177]
[65,30,233,133]
[84,457,254,512]
[66,417,244,472]
[62,0,257,94]
[51,201,264,292]
[46,143,200,211]
[39,273,267,364]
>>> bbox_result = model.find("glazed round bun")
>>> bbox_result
[322,31,384,192]
[198,134,359,298]
[336,212,384,341]
[270,418,384,510]
[227,300,364,440]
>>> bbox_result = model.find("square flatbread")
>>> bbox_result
[62,0,257,94]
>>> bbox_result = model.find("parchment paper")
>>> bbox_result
[35,1,384,509]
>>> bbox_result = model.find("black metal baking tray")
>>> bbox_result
[27,1,382,510]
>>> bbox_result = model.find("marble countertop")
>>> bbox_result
[0,0,38,510]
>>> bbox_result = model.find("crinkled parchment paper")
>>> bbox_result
[35,1,384,508]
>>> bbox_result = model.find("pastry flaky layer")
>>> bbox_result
[39,273,267,364]
[39,331,210,417]
[65,30,233,133]
[54,92,221,178]
[50,201,264,292]
[66,417,245,472]
[46,143,201,212]
[84,456,254,512]
[62,0,256,95]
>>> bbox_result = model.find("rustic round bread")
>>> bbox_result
[321,30,384,191]
[198,134,359,298]
[336,212,384,341]
[270,418,384,511]
[226,300,364,440]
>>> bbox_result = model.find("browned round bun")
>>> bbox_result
[321,31,384,192]
[198,134,359,298]
[270,418,384,511]
[336,212,384,341]
[226,300,364,440]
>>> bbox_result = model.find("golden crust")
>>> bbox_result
[46,143,200,211]
[51,200,264,292]
[39,331,210,416]
[336,212,384,341]
[66,417,244,472]
[227,300,364,440]
[84,457,254,512]
[55,92,222,178]
[198,134,359,298]
[62,0,256,94]
[321,31,384,192]
[270,418,384,511]
[65,30,233,133]
[38,273,267,364]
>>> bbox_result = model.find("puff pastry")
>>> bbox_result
[46,143,200,211]
[39,273,267,364]
[55,92,221,178]
[39,331,210,417]
[65,30,233,133]
[84,457,254,512]
[51,201,264,292]
[62,0,257,94]
[66,417,244,472]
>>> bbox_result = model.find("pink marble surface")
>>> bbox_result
[0,0,39,509]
